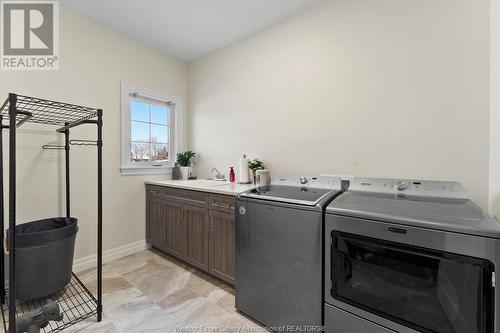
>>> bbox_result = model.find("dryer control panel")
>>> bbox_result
[349,177,468,199]
[271,175,341,190]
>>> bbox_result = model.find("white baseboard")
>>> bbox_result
[73,239,151,273]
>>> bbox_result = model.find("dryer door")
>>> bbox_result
[324,215,495,333]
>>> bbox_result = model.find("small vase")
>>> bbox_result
[180,166,190,180]
[171,164,181,180]
[252,170,257,184]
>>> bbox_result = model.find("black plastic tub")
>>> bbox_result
[8,217,78,301]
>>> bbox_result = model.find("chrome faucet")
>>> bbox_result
[211,168,226,181]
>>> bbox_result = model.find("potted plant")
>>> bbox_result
[248,158,265,184]
[176,150,196,180]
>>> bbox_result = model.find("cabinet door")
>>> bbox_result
[209,210,236,284]
[185,205,210,271]
[146,196,166,249]
[165,201,188,258]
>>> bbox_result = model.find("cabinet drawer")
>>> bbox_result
[146,185,166,198]
[209,194,236,213]
[166,188,208,207]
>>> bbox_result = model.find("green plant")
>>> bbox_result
[176,150,196,167]
[248,158,265,171]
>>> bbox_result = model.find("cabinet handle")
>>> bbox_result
[184,210,188,224]
[158,204,163,218]
[212,201,232,209]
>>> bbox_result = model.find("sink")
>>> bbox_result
[204,177,228,182]
[175,179,230,187]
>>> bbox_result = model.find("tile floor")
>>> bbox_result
[67,249,264,332]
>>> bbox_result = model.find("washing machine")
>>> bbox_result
[236,175,342,331]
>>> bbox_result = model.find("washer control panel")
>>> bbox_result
[349,177,468,199]
[271,176,341,190]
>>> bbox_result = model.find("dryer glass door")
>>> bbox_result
[331,231,494,333]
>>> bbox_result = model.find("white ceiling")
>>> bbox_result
[60,0,321,61]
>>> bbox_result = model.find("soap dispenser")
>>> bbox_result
[229,167,235,183]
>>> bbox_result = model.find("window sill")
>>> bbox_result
[120,166,172,176]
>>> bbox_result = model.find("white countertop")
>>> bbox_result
[145,179,256,196]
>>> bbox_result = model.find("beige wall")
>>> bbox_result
[0,9,187,259]
[490,0,500,218]
[189,0,490,210]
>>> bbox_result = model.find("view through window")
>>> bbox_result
[130,99,170,162]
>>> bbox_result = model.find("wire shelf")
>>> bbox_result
[1,273,97,333]
[0,93,103,332]
[0,94,99,126]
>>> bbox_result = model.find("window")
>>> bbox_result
[130,99,170,162]
[121,82,182,176]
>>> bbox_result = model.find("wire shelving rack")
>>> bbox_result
[0,93,103,333]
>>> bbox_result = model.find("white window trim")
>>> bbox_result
[120,82,183,176]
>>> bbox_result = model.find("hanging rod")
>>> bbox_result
[70,139,97,146]
[42,144,65,150]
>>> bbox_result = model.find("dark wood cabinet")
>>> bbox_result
[185,205,210,270]
[165,200,188,258]
[146,196,166,249]
[146,185,236,285]
[209,194,236,213]
[209,210,236,284]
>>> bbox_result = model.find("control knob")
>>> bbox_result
[394,181,409,191]
[299,177,308,185]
